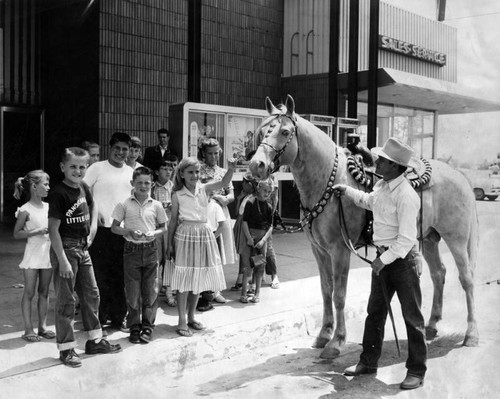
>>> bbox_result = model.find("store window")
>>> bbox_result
[226,115,263,173]
[188,111,225,164]
[357,102,435,158]
[187,111,263,172]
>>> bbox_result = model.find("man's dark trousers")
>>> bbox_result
[89,227,127,327]
[360,248,427,378]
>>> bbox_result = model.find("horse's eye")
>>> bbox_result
[282,130,290,136]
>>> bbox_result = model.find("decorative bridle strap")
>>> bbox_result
[298,146,339,230]
[258,112,297,174]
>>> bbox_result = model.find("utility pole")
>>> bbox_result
[347,0,359,119]
[367,0,379,149]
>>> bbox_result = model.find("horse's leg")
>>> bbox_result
[444,237,479,347]
[320,247,350,359]
[422,232,446,340]
[310,245,335,351]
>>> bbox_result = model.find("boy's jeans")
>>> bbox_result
[51,238,102,351]
[123,240,159,332]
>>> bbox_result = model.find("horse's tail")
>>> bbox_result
[468,202,479,271]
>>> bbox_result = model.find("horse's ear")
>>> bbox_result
[285,95,295,118]
[265,96,278,114]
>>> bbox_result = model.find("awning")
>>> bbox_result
[337,68,500,114]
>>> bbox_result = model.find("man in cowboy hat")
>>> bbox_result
[333,137,427,390]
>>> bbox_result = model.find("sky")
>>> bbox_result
[387,0,500,166]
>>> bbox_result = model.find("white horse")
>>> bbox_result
[249,95,479,359]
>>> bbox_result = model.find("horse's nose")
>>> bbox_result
[249,159,267,179]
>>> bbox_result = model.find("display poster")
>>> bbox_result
[227,115,262,172]
[188,112,224,163]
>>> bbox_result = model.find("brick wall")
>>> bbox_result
[200,0,283,110]
[281,74,330,115]
[99,1,188,151]
[99,0,284,153]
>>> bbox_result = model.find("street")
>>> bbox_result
[1,200,499,398]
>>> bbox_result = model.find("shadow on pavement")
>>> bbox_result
[195,332,464,398]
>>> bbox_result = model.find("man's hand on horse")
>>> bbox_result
[332,184,347,197]
[371,257,386,276]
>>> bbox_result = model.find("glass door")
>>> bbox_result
[0,107,45,224]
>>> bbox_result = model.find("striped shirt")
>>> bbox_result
[152,180,173,209]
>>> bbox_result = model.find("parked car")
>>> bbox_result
[460,169,500,201]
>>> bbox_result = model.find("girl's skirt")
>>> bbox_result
[171,221,226,294]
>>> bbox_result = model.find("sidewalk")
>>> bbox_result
[0,223,373,389]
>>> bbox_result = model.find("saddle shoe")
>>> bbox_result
[344,363,377,376]
[400,374,424,390]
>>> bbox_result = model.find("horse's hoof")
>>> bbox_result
[425,326,438,340]
[463,335,479,347]
[312,336,329,349]
[320,346,340,359]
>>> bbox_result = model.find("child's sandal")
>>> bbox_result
[250,296,260,303]
[239,296,249,303]
[166,296,177,307]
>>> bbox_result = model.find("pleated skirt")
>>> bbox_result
[171,221,226,294]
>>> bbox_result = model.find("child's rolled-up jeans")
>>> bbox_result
[51,237,102,351]
[241,228,267,277]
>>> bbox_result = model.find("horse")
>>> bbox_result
[249,95,479,359]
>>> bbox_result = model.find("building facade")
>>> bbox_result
[1,0,499,222]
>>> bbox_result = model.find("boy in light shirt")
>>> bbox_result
[111,166,167,344]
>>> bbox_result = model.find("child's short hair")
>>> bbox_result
[81,140,100,151]
[130,136,142,149]
[109,132,131,147]
[257,178,273,191]
[172,157,200,191]
[164,153,178,164]
[13,170,49,201]
[61,147,89,163]
[158,160,176,170]
[198,137,222,160]
[132,166,152,180]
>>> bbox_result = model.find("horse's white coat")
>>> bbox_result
[250,95,479,358]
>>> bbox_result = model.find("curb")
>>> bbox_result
[0,269,372,392]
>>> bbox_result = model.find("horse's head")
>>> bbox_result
[249,95,298,179]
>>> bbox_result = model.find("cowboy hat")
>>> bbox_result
[371,137,419,169]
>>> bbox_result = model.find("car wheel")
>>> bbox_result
[486,195,498,201]
[474,188,485,200]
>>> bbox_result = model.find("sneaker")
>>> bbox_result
[129,330,141,344]
[230,283,242,291]
[213,292,227,303]
[85,339,122,355]
[60,348,82,368]
[139,328,153,343]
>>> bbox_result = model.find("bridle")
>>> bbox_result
[257,112,297,174]
[258,111,341,231]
